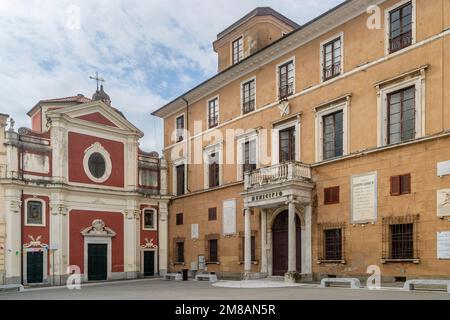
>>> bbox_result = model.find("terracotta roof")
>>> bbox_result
[27,94,92,116]
[216,7,300,40]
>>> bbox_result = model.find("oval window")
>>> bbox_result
[88,152,106,179]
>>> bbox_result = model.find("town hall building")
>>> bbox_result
[0,85,170,285]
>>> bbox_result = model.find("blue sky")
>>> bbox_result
[0,0,344,153]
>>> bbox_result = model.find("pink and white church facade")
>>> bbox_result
[0,87,170,285]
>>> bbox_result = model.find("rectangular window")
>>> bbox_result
[387,86,415,144]
[242,79,256,114]
[278,61,294,99]
[232,37,244,65]
[322,37,342,81]
[389,2,413,53]
[243,140,257,178]
[208,98,219,128]
[323,111,344,160]
[208,208,217,221]
[176,213,183,226]
[382,215,419,262]
[324,186,340,205]
[324,229,343,261]
[176,242,184,263]
[176,164,185,196]
[390,174,411,196]
[279,127,296,163]
[27,201,43,225]
[317,223,345,262]
[143,209,155,229]
[176,115,185,142]
[208,239,218,263]
[208,152,220,188]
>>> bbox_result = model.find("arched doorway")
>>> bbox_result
[272,211,301,276]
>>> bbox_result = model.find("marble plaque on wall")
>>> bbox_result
[351,172,378,223]
[223,199,236,235]
[437,189,450,217]
[437,232,450,259]
[437,161,450,177]
[191,224,199,240]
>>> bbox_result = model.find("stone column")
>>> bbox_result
[124,207,140,279]
[244,207,252,272]
[158,202,169,276]
[287,199,297,273]
[50,122,68,184]
[4,190,22,284]
[303,205,312,276]
[260,209,268,274]
[49,200,69,286]
[160,157,168,196]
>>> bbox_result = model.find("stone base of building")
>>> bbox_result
[241,272,268,280]
[284,272,302,283]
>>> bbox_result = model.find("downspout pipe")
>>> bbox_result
[182,97,191,193]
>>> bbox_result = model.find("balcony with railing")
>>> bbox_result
[244,161,312,191]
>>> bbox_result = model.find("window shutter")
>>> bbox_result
[333,187,340,204]
[391,176,401,196]
[401,174,411,195]
[324,188,330,204]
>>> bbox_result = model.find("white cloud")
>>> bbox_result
[0,0,343,151]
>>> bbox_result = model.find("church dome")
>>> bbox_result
[92,85,111,105]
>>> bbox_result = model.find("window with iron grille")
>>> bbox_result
[389,2,413,53]
[205,234,220,263]
[208,208,217,221]
[242,140,257,178]
[279,126,296,163]
[176,164,185,196]
[208,98,219,128]
[176,115,185,142]
[232,37,244,65]
[317,223,345,262]
[175,241,184,264]
[387,86,415,144]
[324,186,340,205]
[176,213,183,226]
[323,111,344,160]
[322,37,342,81]
[382,215,419,262]
[278,61,294,100]
[208,152,220,188]
[242,79,256,114]
[390,174,411,196]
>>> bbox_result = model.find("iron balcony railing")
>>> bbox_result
[244,161,311,190]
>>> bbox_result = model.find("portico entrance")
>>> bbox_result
[272,211,301,276]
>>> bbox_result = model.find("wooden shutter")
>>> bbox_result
[176,213,183,225]
[390,176,401,196]
[208,208,217,221]
[324,187,339,205]
[400,174,411,195]
[209,240,218,262]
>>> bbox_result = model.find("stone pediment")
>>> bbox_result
[81,219,116,238]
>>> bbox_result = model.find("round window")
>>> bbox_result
[88,152,106,179]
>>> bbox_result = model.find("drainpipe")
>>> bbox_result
[181,97,191,193]
[20,190,24,286]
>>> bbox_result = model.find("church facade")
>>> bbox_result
[153,0,450,282]
[0,87,170,285]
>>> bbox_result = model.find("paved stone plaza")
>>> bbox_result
[0,279,449,300]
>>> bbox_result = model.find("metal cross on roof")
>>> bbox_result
[89,72,105,91]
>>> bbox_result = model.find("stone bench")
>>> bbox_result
[0,284,24,292]
[163,273,182,281]
[195,274,218,283]
[320,278,362,289]
[402,279,450,293]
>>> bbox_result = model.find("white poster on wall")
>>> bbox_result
[437,189,450,217]
[351,171,378,224]
[437,232,450,259]
[223,199,236,235]
[191,224,199,240]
